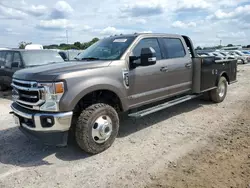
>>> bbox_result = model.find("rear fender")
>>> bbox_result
[216,71,229,86]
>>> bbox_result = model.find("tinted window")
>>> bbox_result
[0,52,5,66]
[13,52,22,67]
[163,38,186,59]
[5,52,13,68]
[132,38,162,60]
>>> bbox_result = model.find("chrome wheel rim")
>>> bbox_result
[92,115,112,144]
[218,82,226,98]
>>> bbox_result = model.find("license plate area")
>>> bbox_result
[13,115,20,126]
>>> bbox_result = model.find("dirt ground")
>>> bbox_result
[0,65,250,188]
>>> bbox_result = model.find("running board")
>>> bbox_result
[128,95,201,118]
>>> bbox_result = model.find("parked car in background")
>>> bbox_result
[197,52,214,56]
[0,49,64,90]
[228,50,250,64]
[214,51,236,60]
[241,50,250,55]
[211,52,227,59]
[196,51,225,60]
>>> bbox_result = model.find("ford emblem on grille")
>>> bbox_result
[12,88,20,101]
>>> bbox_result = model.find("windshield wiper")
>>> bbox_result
[81,57,100,61]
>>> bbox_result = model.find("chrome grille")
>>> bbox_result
[11,79,45,109]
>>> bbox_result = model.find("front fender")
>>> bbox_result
[59,77,128,112]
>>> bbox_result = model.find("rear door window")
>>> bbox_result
[162,38,186,59]
[0,51,6,66]
[0,52,3,66]
[13,52,22,67]
[5,52,13,68]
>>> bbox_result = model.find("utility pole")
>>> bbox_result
[220,39,222,46]
[66,29,69,60]
[66,30,69,45]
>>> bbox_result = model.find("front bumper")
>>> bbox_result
[10,102,73,146]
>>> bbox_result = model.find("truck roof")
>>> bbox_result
[108,33,183,38]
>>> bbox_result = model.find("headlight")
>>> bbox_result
[38,82,65,111]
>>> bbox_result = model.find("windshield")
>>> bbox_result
[76,36,136,61]
[22,50,64,66]
[243,51,250,54]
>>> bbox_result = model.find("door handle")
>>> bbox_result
[160,66,168,72]
[185,63,192,68]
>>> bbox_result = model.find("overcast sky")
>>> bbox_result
[0,0,249,48]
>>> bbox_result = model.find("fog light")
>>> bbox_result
[40,116,54,128]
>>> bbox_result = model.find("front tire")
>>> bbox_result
[75,103,119,154]
[210,77,228,103]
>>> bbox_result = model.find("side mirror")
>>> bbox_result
[129,47,157,69]
[140,47,157,66]
[11,62,19,68]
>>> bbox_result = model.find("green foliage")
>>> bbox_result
[18,41,32,49]
[216,45,223,49]
[227,44,233,47]
[195,46,202,50]
[43,38,100,50]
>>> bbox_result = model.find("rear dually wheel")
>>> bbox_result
[210,76,228,103]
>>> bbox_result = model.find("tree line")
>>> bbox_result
[18,38,99,50]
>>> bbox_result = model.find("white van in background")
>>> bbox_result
[0,48,10,50]
[25,44,43,50]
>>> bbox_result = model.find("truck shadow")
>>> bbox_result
[0,90,12,100]
[0,98,212,168]
[0,127,90,168]
[118,98,212,138]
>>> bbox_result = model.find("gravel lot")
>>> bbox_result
[0,65,250,188]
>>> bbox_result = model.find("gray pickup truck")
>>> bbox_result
[10,33,237,154]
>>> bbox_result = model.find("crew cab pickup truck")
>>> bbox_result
[0,49,64,90]
[10,33,237,154]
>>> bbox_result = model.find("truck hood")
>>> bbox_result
[13,60,111,81]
